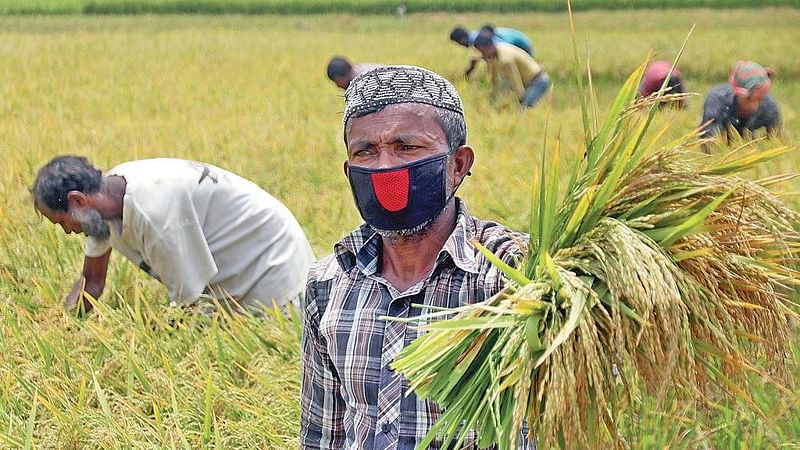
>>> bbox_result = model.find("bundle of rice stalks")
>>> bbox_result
[388,27,799,450]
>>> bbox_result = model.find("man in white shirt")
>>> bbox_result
[33,156,315,315]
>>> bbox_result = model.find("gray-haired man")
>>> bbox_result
[300,66,531,448]
[33,156,314,315]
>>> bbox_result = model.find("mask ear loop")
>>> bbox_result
[443,146,471,205]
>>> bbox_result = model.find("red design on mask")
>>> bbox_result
[371,169,409,212]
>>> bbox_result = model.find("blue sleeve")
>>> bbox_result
[467,30,478,46]
[757,95,782,132]
[700,85,733,138]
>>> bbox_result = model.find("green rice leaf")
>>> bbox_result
[658,188,734,248]
[702,146,792,175]
[474,241,531,286]
[567,0,591,151]
[588,60,647,168]
[202,367,214,446]
[421,315,517,330]
[23,393,37,450]
[525,314,543,351]
[92,372,114,421]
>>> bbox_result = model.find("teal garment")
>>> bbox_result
[494,27,533,56]
[468,27,534,56]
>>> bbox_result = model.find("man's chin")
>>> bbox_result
[372,218,434,240]
[84,230,111,241]
[81,221,110,240]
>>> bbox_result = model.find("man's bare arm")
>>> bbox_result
[463,57,480,79]
[65,249,111,314]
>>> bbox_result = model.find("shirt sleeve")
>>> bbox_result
[759,96,782,134]
[699,88,730,138]
[142,222,218,305]
[85,236,112,258]
[300,279,346,449]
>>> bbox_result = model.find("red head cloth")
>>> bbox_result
[638,61,682,98]
[729,60,771,98]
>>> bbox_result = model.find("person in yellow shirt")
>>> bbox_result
[474,30,550,109]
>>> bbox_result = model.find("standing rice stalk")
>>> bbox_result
[388,21,799,449]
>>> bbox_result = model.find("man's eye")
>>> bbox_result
[400,144,420,151]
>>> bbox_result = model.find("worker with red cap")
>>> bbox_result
[637,60,687,109]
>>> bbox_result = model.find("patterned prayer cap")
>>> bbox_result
[343,65,463,126]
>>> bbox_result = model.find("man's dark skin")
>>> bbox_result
[343,103,474,292]
[452,35,482,79]
[35,176,127,312]
[333,70,356,90]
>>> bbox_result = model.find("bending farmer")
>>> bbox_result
[700,60,781,141]
[474,30,550,109]
[33,156,315,315]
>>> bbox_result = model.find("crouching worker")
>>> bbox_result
[637,60,687,109]
[474,30,550,109]
[700,60,781,141]
[33,156,315,316]
[449,24,534,79]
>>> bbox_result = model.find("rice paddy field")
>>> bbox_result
[2,0,799,15]
[0,7,798,449]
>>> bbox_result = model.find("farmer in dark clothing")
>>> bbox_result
[700,60,781,141]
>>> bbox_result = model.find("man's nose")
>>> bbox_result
[375,149,402,170]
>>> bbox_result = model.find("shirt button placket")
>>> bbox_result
[376,293,408,450]
[375,420,397,450]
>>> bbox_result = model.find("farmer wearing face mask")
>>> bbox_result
[300,66,531,449]
[700,60,781,141]
[32,156,314,316]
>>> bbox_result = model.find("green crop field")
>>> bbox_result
[0,7,798,448]
[1,0,799,15]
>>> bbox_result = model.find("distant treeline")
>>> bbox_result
[2,0,798,15]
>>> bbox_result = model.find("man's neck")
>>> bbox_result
[95,175,126,220]
[737,108,755,120]
[379,202,458,293]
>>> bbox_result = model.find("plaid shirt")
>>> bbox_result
[300,199,531,449]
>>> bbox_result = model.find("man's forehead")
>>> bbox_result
[33,199,48,213]
[34,201,60,220]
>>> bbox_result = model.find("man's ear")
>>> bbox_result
[66,191,89,208]
[452,145,475,183]
[343,160,350,178]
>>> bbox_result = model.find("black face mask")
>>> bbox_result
[347,151,459,234]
